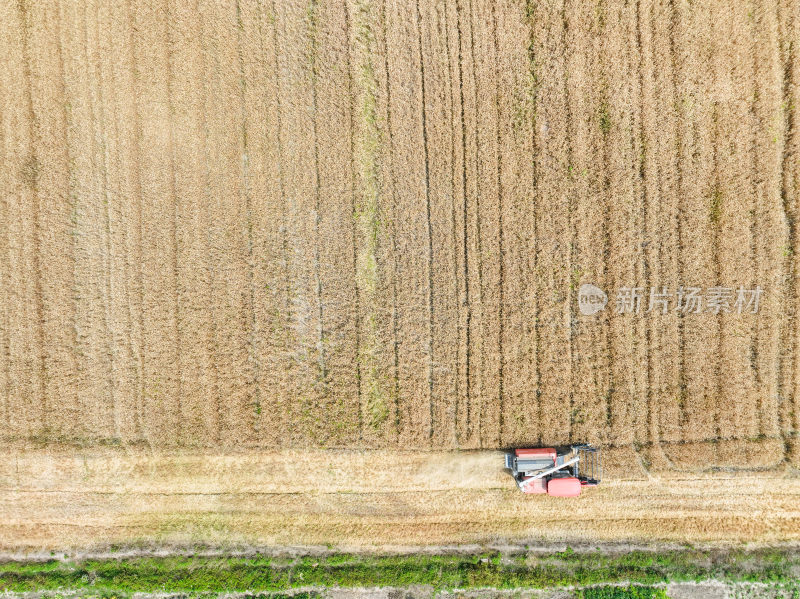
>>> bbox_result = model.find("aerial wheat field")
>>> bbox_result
[0,0,799,551]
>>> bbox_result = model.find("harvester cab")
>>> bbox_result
[504,444,601,496]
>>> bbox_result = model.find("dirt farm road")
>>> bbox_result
[2,445,800,552]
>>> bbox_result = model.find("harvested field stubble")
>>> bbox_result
[0,447,799,550]
[0,0,797,471]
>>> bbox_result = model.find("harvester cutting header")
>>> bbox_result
[505,444,601,496]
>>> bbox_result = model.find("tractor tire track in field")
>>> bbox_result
[648,0,680,451]
[750,0,783,443]
[417,0,457,447]
[307,0,328,422]
[716,0,761,441]
[88,0,119,439]
[200,0,226,445]
[0,77,8,430]
[234,0,264,442]
[349,0,396,446]
[24,1,78,440]
[594,0,614,446]
[345,1,364,444]
[124,0,146,441]
[677,0,719,446]
[636,0,655,448]
[15,0,48,434]
[79,0,111,438]
[384,0,429,447]
[443,0,462,447]
[467,0,484,447]
[530,0,571,448]
[606,0,636,447]
[165,0,182,442]
[414,0,435,443]
[496,0,537,448]
[378,0,402,442]
[5,0,37,438]
[265,0,293,447]
[523,0,542,449]
[97,0,130,440]
[0,0,796,472]
[666,0,689,435]
[449,0,478,446]
[777,0,799,452]
[564,0,598,445]
[491,0,505,447]
[167,0,208,445]
[103,0,139,441]
[708,8,723,445]
[0,17,11,434]
[472,0,501,448]
[559,0,575,446]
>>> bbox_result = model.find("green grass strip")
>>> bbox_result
[0,548,797,595]
[579,585,668,599]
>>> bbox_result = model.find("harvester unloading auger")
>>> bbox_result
[504,444,601,496]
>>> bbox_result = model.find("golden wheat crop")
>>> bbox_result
[0,0,797,468]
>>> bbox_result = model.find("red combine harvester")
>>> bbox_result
[504,444,601,496]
